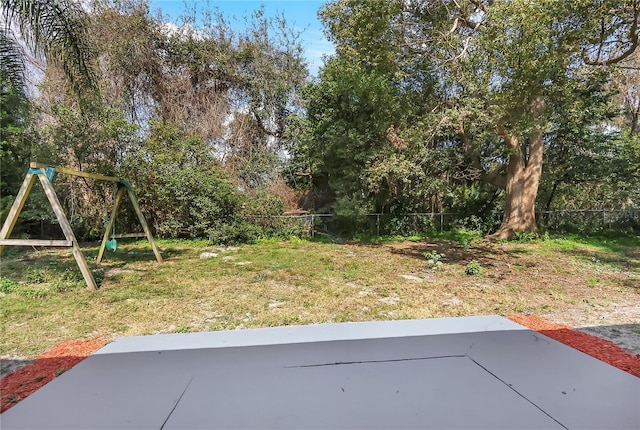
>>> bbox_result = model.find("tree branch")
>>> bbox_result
[583,4,639,66]
[495,124,519,149]
[481,166,507,189]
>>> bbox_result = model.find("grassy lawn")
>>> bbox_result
[1,234,638,358]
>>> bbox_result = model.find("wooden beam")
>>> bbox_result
[0,173,37,254]
[97,185,126,264]
[0,239,72,247]
[111,233,147,239]
[38,174,98,291]
[126,188,163,263]
[30,162,121,183]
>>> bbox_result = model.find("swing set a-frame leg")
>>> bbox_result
[38,174,98,291]
[126,187,163,263]
[0,171,97,290]
[38,174,98,290]
[0,173,37,254]
[97,186,127,263]
[97,184,163,264]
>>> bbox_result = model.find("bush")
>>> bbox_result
[208,221,265,245]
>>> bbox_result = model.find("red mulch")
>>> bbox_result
[1,316,639,413]
[508,315,640,378]
[1,338,106,413]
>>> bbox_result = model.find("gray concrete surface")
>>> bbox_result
[2,316,638,429]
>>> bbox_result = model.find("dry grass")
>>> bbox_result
[1,235,638,358]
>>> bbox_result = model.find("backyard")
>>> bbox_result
[1,233,638,360]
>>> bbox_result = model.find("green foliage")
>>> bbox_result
[465,261,482,276]
[147,170,244,239]
[0,0,97,101]
[14,2,309,245]
[54,367,70,377]
[387,215,435,237]
[28,102,142,239]
[513,232,539,243]
[0,277,18,293]
[131,121,296,244]
[1,74,35,230]
[422,250,443,271]
[442,228,484,248]
[298,0,639,236]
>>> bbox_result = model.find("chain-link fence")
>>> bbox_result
[27,209,639,241]
[264,209,639,238]
[537,209,640,233]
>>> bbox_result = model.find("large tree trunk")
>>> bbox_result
[489,120,544,240]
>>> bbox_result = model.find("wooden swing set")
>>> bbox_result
[0,162,163,291]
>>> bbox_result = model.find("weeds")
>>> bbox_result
[465,261,482,276]
[54,368,70,377]
[0,278,18,294]
[513,231,539,243]
[423,251,444,270]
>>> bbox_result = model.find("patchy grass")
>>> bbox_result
[1,235,638,358]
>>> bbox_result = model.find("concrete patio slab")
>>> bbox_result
[2,316,638,429]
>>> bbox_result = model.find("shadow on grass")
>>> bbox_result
[0,242,191,291]
[368,233,640,274]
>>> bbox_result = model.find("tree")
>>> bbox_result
[1,74,32,222]
[436,1,640,238]
[614,55,640,135]
[313,0,639,238]
[296,1,453,216]
[0,0,96,100]
[28,0,308,239]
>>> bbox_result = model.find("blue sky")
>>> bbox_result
[148,0,334,76]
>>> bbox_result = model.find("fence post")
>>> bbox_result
[440,213,443,231]
[376,214,380,236]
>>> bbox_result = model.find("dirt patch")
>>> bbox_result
[578,324,640,357]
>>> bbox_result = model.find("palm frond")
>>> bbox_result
[0,26,27,97]
[1,0,97,98]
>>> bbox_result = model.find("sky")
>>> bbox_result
[147,0,335,76]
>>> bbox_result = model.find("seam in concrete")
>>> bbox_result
[160,376,194,430]
[284,355,467,368]
[467,356,568,430]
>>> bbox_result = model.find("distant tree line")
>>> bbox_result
[1,0,639,243]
